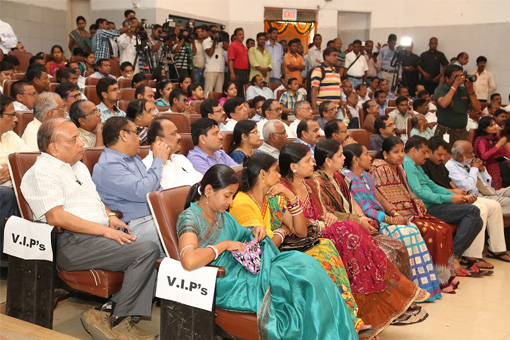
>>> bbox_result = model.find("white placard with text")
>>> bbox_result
[156,257,218,312]
[3,216,53,261]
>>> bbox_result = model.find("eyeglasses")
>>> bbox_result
[176,98,188,102]
[2,112,16,117]
[67,93,82,100]
[299,106,312,111]
[325,107,338,112]
[213,108,225,113]
[54,105,67,113]
[269,107,283,112]
[273,131,287,135]
[122,129,138,135]
[22,92,37,97]
[108,87,121,92]
[83,108,99,117]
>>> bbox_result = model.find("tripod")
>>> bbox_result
[133,35,155,75]
[389,50,409,93]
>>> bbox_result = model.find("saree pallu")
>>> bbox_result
[281,179,420,337]
[343,169,442,301]
[230,192,363,332]
[474,135,510,190]
[370,159,456,289]
[312,170,411,279]
[70,29,92,51]
[177,203,358,340]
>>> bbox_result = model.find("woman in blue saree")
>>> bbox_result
[177,164,357,340]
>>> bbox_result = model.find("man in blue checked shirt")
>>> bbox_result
[92,18,141,63]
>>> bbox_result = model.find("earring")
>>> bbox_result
[206,195,209,205]
[292,169,297,173]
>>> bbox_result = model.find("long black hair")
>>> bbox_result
[229,119,257,153]
[279,143,310,179]
[314,139,341,169]
[375,135,403,159]
[184,164,240,209]
[239,153,278,192]
[476,116,495,137]
[343,143,364,169]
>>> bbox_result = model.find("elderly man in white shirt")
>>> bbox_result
[257,119,288,159]
[288,100,324,138]
[143,117,202,188]
[22,92,66,151]
[445,140,510,263]
[20,117,159,339]
[246,75,274,101]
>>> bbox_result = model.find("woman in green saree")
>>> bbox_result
[177,164,358,340]
[68,16,91,52]
[229,153,373,336]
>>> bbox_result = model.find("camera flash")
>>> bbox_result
[400,37,413,47]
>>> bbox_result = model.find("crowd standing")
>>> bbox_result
[1,11,510,340]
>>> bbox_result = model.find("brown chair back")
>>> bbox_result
[2,79,16,96]
[144,74,153,80]
[189,100,203,114]
[358,108,366,128]
[148,80,156,88]
[158,112,191,133]
[178,133,194,156]
[268,82,281,92]
[14,111,34,137]
[276,89,286,100]
[8,52,33,73]
[348,129,370,149]
[12,73,26,81]
[70,56,84,63]
[109,59,121,78]
[84,85,100,105]
[207,91,222,100]
[385,107,395,115]
[285,138,297,144]
[188,114,202,125]
[388,99,396,107]
[48,83,59,92]
[157,106,170,112]
[118,78,132,89]
[117,100,130,113]
[221,131,233,153]
[85,77,100,86]
[82,147,104,175]
[120,88,135,101]
[7,152,40,220]
[147,186,191,259]
[468,129,476,145]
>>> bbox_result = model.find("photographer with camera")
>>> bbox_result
[172,24,197,79]
[148,24,165,71]
[203,25,228,94]
[118,20,143,73]
[434,64,481,150]
[92,18,142,63]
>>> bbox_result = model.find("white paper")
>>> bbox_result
[443,132,450,144]
[3,216,53,261]
[156,257,218,311]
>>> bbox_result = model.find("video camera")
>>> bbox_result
[463,70,477,83]
[212,25,229,43]
[178,20,197,41]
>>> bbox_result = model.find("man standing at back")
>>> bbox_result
[345,39,368,88]
[417,37,448,95]
[310,47,341,114]
[228,28,249,99]
[377,34,397,88]
[265,27,284,84]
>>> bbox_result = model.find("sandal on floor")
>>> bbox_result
[415,289,431,303]
[467,264,493,276]
[457,268,482,278]
[441,286,456,294]
[486,250,510,263]
[464,258,494,269]
[358,325,377,338]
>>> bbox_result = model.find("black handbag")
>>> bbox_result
[279,224,321,252]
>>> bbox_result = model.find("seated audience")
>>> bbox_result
[20,117,159,340]
[96,78,125,121]
[256,99,291,135]
[26,64,50,94]
[79,51,95,75]
[473,116,510,189]
[362,100,379,136]
[388,96,413,138]
[187,118,237,174]
[373,89,387,116]
[65,61,86,89]
[317,100,339,130]
[29,53,46,66]
[177,164,359,339]
[413,98,436,126]
[69,99,103,147]
[90,58,116,79]
[228,119,260,164]
[0,61,14,93]
[257,119,288,159]
[379,79,395,100]
[246,75,274,101]
[367,76,379,99]
[131,72,147,88]
[92,116,168,255]
[288,100,324,138]
[295,119,321,158]
[23,92,66,150]
[219,80,238,106]
[356,83,370,103]
[200,98,226,130]
[342,142,441,300]
[341,92,359,128]
[187,83,205,101]
[279,77,304,118]
[55,82,82,116]
[401,136,484,275]
[11,80,36,111]
[154,80,172,107]
[126,98,157,145]
[118,61,134,80]
[2,55,20,73]
[45,45,66,77]
[493,109,507,129]
[416,89,437,112]
[410,114,434,139]
[340,80,353,102]
[370,115,396,151]
[143,117,202,188]
[250,95,266,121]
[178,75,192,93]
[324,119,355,146]
[168,89,194,114]
[223,97,249,131]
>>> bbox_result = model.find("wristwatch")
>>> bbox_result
[107,212,117,218]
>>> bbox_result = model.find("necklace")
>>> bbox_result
[198,201,217,222]
[247,191,264,212]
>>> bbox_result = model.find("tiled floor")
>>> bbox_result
[1,257,510,339]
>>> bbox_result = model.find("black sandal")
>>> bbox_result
[486,250,510,263]
[464,258,494,270]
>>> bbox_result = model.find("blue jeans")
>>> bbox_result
[347,76,363,88]
[426,203,483,258]
[269,77,280,84]
[194,68,205,88]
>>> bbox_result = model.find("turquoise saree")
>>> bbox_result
[177,202,357,340]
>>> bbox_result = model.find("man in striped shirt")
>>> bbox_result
[310,47,341,114]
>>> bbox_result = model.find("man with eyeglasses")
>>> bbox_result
[96,78,125,122]
[288,100,324,138]
[69,100,103,147]
[200,98,227,131]
[169,89,194,115]
[22,92,66,151]
[370,115,397,151]
[257,99,292,136]
[55,82,82,117]
[11,80,36,111]
[317,100,339,130]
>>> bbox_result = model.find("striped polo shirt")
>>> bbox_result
[310,64,341,105]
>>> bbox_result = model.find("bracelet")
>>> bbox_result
[273,231,285,243]
[288,195,298,205]
[451,87,457,91]
[207,245,219,260]
[179,244,196,259]
[468,92,475,96]
[274,228,287,237]
[357,213,365,218]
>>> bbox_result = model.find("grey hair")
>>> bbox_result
[33,92,60,120]
[293,100,310,115]
[262,119,284,141]
[37,117,74,152]
[451,143,464,160]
